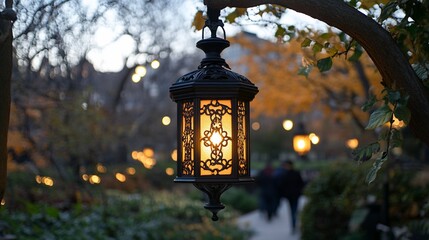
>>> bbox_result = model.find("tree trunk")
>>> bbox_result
[205,0,429,146]
[0,19,12,200]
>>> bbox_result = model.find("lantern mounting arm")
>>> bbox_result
[202,7,226,40]
[198,6,230,69]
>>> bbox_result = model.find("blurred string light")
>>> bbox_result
[115,173,127,182]
[251,121,260,131]
[35,175,54,187]
[162,116,171,126]
[132,65,147,83]
[346,138,359,149]
[126,167,136,175]
[96,163,107,173]
[82,174,89,181]
[165,168,174,176]
[282,119,293,131]
[89,175,101,184]
[151,60,160,69]
[309,133,320,145]
[171,149,177,161]
[131,148,157,169]
[135,65,147,77]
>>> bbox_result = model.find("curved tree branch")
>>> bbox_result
[205,0,429,146]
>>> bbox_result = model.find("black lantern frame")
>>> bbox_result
[169,7,258,221]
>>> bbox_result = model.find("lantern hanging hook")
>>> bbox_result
[202,7,226,40]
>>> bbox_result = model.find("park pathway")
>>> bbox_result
[237,198,307,240]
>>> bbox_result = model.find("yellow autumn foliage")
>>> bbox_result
[228,32,383,122]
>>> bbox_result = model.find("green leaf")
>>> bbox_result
[319,32,333,40]
[275,24,287,38]
[394,104,411,125]
[312,42,323,54]
[366,152,387,184]
[316,57,333,72]
[387,90,401,103]
[361,95,377,112]
[298,65,312,77]
[352,142,380,162]
[301,38,312,48]
[225,8,247,23]
[192,11,205,31]
[348,48,363,62]
[390,128,403,148]
[366,105,393,129]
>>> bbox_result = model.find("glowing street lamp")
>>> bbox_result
[169,7,258,221]
[293,123,311,156]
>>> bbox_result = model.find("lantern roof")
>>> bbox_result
[170,20,258,101]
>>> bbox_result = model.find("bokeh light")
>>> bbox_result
[251,122,260,131]
[162,116,171,126]
[115,173,126,182]
[282,119,293,131]
[346,138,359,149]
[135,65,147,77]
[171,149,177,161]
[151,60,160,69]
[165,168,174,176]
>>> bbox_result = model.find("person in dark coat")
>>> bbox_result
[276,160,304,232]
[256,163,278,221]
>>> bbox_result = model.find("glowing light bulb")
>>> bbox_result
[210,132,223,145]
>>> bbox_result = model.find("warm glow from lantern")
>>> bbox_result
[151,60,160,69]
[346,138,359,149]
[165,167,174,176]
[162,116,171,126]
[135,65,147,77]
[115,173,126,182]
[283,120,294,131]
[1,199,5,206]
[210,131,223,145]
[171,149,177,161]
[200,100,232,176]
[293,135,311,155]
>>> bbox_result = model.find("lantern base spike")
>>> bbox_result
[193,183,231,221]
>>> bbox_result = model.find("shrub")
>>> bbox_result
[300,161,429,240]
[0,190,252,240]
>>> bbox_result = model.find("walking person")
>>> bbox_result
[256,162,278,221]
[276,160,304,233]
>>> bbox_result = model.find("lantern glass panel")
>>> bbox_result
[181,101,195,176]
[200,100,232,176]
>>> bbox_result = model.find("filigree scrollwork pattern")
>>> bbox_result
[181,101,194,176]
[200,100,232,175]
[237,101,247,175]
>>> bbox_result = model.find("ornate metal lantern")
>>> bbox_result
[169,7,258,221]
[293,123,311,156]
